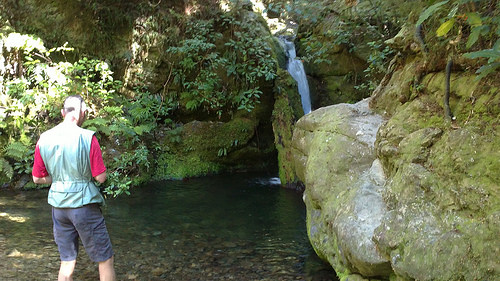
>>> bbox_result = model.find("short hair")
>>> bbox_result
[63,95,87,113]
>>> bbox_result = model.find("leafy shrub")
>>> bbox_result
[166,7,277,118]
[0,30,154,195]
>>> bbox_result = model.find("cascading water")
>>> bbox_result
[281,37,312,115]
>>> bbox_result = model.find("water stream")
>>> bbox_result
[0,173,337,280]
[281,38,312,115]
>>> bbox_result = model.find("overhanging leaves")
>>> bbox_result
[416,0,450,26]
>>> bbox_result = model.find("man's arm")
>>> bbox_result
[90,135,107,184]
[32,144,51,185]
[33,175,52,185]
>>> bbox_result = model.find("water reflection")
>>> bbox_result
[0,173,337,280]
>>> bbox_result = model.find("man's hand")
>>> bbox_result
[94,171,107,184]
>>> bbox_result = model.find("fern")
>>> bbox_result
[0,158,14,180]
[4,141,30,161]
[83,118,112,135]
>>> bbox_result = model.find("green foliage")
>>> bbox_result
[417,0,500,80]
[355,41,395,92]
[103,144,149,197]
[4,141,33,175]
[463,43,500,80]
[104,171,131,197]
[0,30,160,194]
[166,8,276,117]
[298,32,334,64]
[0,31,72,183]
[0,158,14,181]
[416,0,450,26]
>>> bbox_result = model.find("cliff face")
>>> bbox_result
[291,41,500,281]
[370,65,499,281]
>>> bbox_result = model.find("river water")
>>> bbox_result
[0,173,337,280]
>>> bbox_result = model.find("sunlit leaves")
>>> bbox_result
[417,0,500,80]
[436,18,456,36]
[166,10,276,117]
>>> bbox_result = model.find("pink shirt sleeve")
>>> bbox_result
[32,144,49,178]
[90,135,107,177]
[32,135,106,178]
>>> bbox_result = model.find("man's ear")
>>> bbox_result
[61,109,65,117]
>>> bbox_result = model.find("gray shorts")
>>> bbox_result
[52,204,114,262]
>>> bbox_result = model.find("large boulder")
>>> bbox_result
[292,53,500,280]
[370,64,500,280]
[294,57,500,280]
[292,98,389,277]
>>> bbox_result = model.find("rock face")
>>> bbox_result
[289,1,499,280]
[271,69,304,188]
[292,99,390,277]
[292,67,500,280]
[369,66,500,281]
[294,0,424,110]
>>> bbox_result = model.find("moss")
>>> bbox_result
[154,104,276,180]
[271,37,287,70]
[373,67,500,280]
[273,96,297,184]
[370,59,420,116]
[154,152,221,180]
[271,69,304,187]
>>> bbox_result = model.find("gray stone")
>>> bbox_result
[293,98,390,276]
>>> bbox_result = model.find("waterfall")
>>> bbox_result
[280,38,312,115]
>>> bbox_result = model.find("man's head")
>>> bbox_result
[61,95,88,126]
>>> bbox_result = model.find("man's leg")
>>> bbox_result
[98,256,116,281]
[58,260,76,281]
[76,204,115,280]
[53,208,79,281]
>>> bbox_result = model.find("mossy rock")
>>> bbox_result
[309,74,368,108]
[154,116,265,179]
[371,65,500,280]
[271,69,304,188]
[303,47,366,78]
[292,99,388,277]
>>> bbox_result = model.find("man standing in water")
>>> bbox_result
[32,95,116,281]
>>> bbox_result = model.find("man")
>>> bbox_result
[32,95,116,281]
